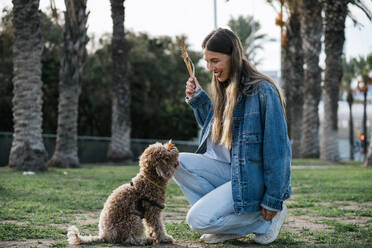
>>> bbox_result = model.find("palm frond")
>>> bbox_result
[350,0,372,21]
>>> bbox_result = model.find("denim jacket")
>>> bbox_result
[187,81,292,214]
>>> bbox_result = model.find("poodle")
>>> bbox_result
[67,141,179,245]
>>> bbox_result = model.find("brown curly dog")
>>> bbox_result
[67,141,179,245]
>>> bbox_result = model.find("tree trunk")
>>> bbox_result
[299,0,322,158]
[107,0,132,162]
[281,7,304,158]
[320,0,348,161]
[281,35,291,139]
[48,0,88,168]
[347,90,354,160]
[364,128,372,167]
[9,0,48,171]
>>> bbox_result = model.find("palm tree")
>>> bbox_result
[364,54,372,167]
[107,0,132,162]
[320,0,349,161]
[351,54,372,166]
[299,0,323,158]
[320,0,371,161]
[268,0,304,158]
[9,0,48,171]
[48,0,89,168]
[341,57,357,160]
[228,15,275,66]
[285,2,304,158]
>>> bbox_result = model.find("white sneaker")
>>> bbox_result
[253,205,288,245]
[200,233,243,244]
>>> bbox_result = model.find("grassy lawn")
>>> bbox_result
[0,160,371,247]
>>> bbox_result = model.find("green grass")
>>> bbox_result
[303,219,372,246]
[165,221,201,241]
[0,223,65,241]
[0,166,140,225]
[292,166,372,202]
[1,163,372,247]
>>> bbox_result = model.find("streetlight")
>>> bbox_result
[214,0,217,29]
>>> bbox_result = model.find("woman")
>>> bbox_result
[173,28,292,245]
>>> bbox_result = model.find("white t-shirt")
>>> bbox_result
[203,134,231,163]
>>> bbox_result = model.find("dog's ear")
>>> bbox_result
[166,140,176,150]
[156,166,166,178]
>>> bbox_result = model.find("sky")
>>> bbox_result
[1,0,371,72]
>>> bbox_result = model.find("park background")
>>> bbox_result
[1,0,372,165]
[1,0,372,247]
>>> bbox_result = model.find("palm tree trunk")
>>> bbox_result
[281,37,291,137]
[364,129,372,167]
[320,0,348,161]
[281,8,304,158]
[9,0,48,171]
[48,0,88,168]
[107,0,132,162]
[347,90,354,160]
[299,0,322,158]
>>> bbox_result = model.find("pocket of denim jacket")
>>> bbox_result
[245,133,263,162]
[242,113,262,134]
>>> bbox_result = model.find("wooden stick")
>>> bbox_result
[181,40,195,77]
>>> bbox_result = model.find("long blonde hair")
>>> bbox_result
[202,28,286,149]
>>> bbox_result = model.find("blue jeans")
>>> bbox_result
[173,152,272,235]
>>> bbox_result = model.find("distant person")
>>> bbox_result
[173,28,292,245]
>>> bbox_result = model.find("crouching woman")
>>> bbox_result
[173,28,292,245]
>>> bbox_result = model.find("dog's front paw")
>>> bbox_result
[159,234,174,244]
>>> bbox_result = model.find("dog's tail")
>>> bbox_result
[67,225,104,245]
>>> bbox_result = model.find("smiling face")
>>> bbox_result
[204,49,231,83]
